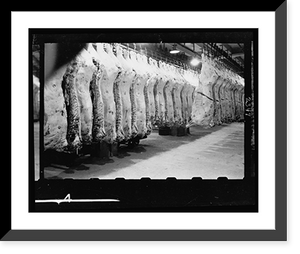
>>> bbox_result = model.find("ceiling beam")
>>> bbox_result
[176,43,202,57]
[232,52,244,58]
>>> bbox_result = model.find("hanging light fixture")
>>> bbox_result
[169,43,180,54]
[190,57,201,66]
[190,43,201,66]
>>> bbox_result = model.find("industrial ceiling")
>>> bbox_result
[164,43,245,77]
[32,42,245,79]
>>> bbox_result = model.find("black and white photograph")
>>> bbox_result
[30,29,258,212]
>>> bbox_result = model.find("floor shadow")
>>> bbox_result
[126,145,147,154]
[69,164,90,171]
[43,150,79,167]
[43,124,237,179]
[116,147,132,158]
[78,156,115,166]
[64,169,75,174]
[46,175,63,180]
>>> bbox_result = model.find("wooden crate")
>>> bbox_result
[170,126,178,136]
[110,142,119,157]
[90,141,110,158]
[158,126,170,136]
[177,126,187,136]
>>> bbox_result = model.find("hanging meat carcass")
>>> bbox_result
[136,53,152,136]
[162,63,176,127]
[186,84,196,124]
[103,43,126,142]
[44,58,68,151]
[114,45,136,141]
[144,57,159,130]
[222,73,238,123]
[236,84,245,121]
[192,56,219,127]
[217,77,227,125]
[122,50,139,138]
[227,81,237,121]
[220,79,231,123]
[134,52,150,138]
[180,82,190,126]
[44,44,95,152]
[87,44,106,142]
[95,43,121,144]
[154,61,168,127]
[125,50,148,138]
[210,74,223,126]
[183,69,197,126]
[61,60,82,151]
[172,69,185,126]
[73,46,96,146]
[150,59,162,127]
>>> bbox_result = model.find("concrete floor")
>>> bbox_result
[35,122,244,180]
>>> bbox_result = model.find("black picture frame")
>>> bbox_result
[5,2,286,240]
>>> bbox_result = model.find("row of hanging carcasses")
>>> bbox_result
[44,43,199,152]
[192,55,245,127]
[43,43,245,153]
